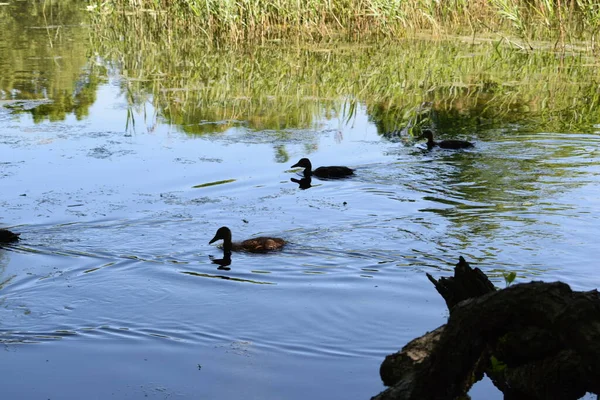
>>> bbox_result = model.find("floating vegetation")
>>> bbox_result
[193,179,237,189]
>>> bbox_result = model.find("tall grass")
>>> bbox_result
[89,0,600,44]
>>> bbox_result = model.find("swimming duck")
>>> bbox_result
[419,129,474,150]
[209,226,285,253]
[291,158,354,179]
[0,229,20,243]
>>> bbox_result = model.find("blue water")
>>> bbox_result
[2,83,600,399]
[2,14,600,400]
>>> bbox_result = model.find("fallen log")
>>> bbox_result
[373,257,600,400]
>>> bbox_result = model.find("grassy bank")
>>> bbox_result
[89,0,600,45]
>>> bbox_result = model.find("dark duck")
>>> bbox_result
[419,129,474,150]
[209,226,285,253]
[0,229,20,243]
[291,158,354,179]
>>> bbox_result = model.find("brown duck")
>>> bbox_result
[291,158,354,179]
[209,226,285,253]
[0,229,20,243]
[419,129,474,150]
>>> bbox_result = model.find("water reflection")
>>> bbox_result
[2,5,600,400]
[209,251,232,271]
[88,10,600,136]
[290,176,312,190]
[0,0,103,121]
[407,132,600,255]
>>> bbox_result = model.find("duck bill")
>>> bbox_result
[209,235,219,244]
[291,162,301,168]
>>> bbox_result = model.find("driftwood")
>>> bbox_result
[426,256,496,311]
[373,257,600,400]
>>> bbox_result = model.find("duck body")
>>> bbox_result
[209,226,285,253]
[0,229,20,243]
[420,130,474,150]
[291,158,354,179]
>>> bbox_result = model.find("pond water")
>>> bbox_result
[1,2,600,399]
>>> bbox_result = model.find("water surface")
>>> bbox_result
[1,3,600,399]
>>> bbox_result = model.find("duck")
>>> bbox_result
[419,129,474,150]
[0,229,20,243]
[209,226,285,253]
[291,158,354,179]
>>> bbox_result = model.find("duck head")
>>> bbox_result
[0,229,20,243]
[291,158,312,170]
[418,129,435,141]
[209,226,232,244]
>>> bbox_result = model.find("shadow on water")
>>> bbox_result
[290,176,312,190]
[209,251,232,270]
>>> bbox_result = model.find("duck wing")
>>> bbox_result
[236,237,286,253]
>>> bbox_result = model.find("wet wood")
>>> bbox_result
[426,256,496,311]
[374,258,600,400]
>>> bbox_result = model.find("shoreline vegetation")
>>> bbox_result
[88,0,600,47]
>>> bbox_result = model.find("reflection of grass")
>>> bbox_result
[90,15,600,135]
[89,0,600,43]
[0,0,104,122]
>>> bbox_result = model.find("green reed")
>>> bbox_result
[89,9,600,136]
[89,0,600,44]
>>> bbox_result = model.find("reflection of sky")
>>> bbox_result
[1,84,600,400]
[1,83,391,231]
[3,81,600,293]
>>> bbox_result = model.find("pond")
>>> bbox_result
[1,2,600,399]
